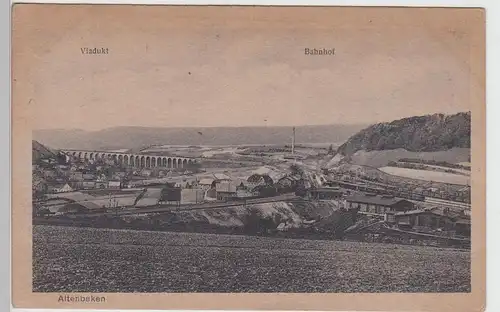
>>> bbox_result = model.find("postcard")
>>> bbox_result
[11,4,486,311]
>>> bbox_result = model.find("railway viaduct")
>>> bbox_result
[61,149,197,169]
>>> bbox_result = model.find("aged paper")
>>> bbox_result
[12,4,485,311]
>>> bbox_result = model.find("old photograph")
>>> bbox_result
[12,4,485,311]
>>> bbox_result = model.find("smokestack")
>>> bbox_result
[292,127,295,155]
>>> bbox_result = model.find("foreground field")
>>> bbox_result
[379,166,470,185]
[33,225,470,293]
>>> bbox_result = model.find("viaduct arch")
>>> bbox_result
[61,149,197,169]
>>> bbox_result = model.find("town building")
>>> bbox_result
[216,182,237,201]
[81,181,96,189]
[383,206,472,237]
[48,183,73,194]
[181,189,205,204]
[345,193,414,215]
[198,178,215,190]
[159,187,182,205]
[392,209,455,231]
[95,181,109,189]
[307,187,343,200]
[253,185,278,198]
[108,180,121,189]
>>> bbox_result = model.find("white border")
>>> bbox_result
[6,1,499,312]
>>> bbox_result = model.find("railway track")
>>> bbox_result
[77,194,302,217]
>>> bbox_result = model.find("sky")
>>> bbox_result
[14,6,482,131]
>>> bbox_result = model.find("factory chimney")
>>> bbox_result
[291,126,296,155]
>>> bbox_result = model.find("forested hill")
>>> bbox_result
[336,112,471,156]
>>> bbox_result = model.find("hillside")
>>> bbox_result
[32,140,57,162]
[33,124,366,150]
[336,112,471,157]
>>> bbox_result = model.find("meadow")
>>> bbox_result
[33,225,470,293]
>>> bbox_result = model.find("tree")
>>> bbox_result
[290,164,304,176]
[55,152,68,165]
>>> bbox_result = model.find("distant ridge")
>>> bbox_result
[33,124,366,150]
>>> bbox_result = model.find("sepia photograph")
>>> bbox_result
[11,4,485,311]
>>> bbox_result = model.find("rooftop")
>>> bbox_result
[199,178,214,185]
[213,173,231,180]
[346,194,411,207]
[216,182,237,193]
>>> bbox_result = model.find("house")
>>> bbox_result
[108,180,121,189]
[215,182,237,201]
[393,208,456,231]
[50,183,73,193]
[345,194,414,215]
[198,178,215,190]
[159,187,182,204]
